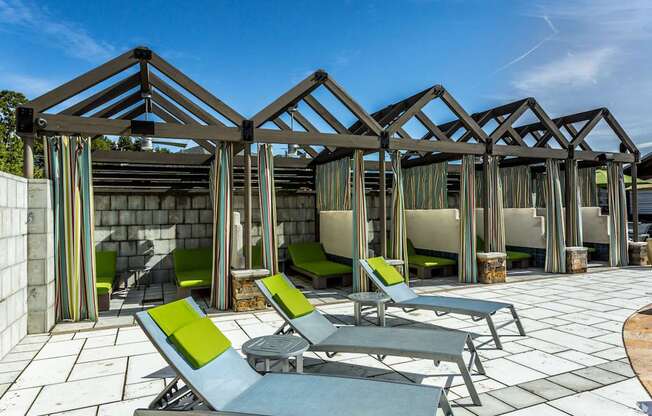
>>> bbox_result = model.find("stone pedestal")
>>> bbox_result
[566,246,588,274]
[629,241,648,266]
[477,252,506,284]
[231,268,269,312]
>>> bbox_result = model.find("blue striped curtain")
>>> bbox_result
[390,151,409,279]
[487,156,506,253]
[459,155,477,283]
[579,168,598,206]
[567,160,583,247]
[47,136,98,322]
[352,150,369,292]
[403,162,447,209]
[607,162,629,267]
[316,158,351,211]
[258,144,279,274]
[544,160,566,273]
[210,142,233,310]
[501,166,532,208]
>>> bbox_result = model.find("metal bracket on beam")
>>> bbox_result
[16,107,35,135]
[635,150,641,163]
[242,119,254,142]
[380,131,390,149]
[568,146,575,160]
[134,47,152,60]
[314,70,328,82]
[485,139,493,155]
[131,120,155,136]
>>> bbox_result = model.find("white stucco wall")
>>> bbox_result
[405,209,460,254]
[477,208,546,249]
[319,211,372,259]
[582,207,610,244]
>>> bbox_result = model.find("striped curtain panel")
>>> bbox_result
[47,136,98,322]
[257,144,279,274]
[544,160,566,273]
[459,155,477,283]
[487,157,506,253]
[579,168,598,206]
[351,150,369,292]
[390,151,409,279]
[607,162,629,267]
[210,142,233,310]
[534,172,546,208]
[315,158,351,211]
[402,162,448,209]
[567,160,583,247]
[501,166,532,208]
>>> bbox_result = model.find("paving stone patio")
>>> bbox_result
[0,267,650,415]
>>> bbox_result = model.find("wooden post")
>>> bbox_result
[379,149,387,257]
[23,136,34,179]
[482,152,490,251]
[632,155,639,242]
[313,166,320,242]
[244,143,252,268]
[565,153,573,245]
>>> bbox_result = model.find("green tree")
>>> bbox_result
[0,90,29,176]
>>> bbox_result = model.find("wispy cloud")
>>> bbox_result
[494,15,558,73]
[0,0,116,62]
[513,47,616,93]
[0,72,57,96]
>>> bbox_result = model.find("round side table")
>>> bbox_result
[242,335,309,373]
[348,292,391,327]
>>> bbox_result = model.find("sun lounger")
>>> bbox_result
[287,242,352,289]
[173,248,212,297]
[255,273,485,405]
[407,239,457,278]
[360,257,526,349]
[135,298,455,416]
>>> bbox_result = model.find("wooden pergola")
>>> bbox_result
[16,46,641,265]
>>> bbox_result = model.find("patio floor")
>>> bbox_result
[0,267,650,415]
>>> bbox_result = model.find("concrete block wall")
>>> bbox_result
[0,171,28,359]
[26,180,55,334]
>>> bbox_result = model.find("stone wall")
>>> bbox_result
[0,172,28,359]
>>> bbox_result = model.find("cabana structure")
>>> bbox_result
[15,46,640,321]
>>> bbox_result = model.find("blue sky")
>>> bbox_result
[0,0,650,152]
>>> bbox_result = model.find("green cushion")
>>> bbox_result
[261,273,291,297]
[96,251,117,280]
[288,242,327,265]
[173,249,212,273]
[294,260,351,277]
[175,270,211,288]
[407,239,417,256]
[169,317,231,368]
[367,257,405,286]
[272,287,315,319]
[252,240,263,269]
[409,255,456,268]
[476,236,485,252]
[147,299,201,336]
[96,281,112,295]
[507,251,531,261]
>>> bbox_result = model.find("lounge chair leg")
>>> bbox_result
[439,392,454,416]
[465,336,485,375]
[296,355,304,373]
[457,358,481,406]
[485,315,503,349]
[354,302,361,326]
[510,305,526,336]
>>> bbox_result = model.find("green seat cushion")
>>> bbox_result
[294,260,351,277]
[367,257,405,286]
[288,242,327,265]
[96,281,112,295]
[148,299,202,336]
[175,270,212,288]
[407,239,417,256]
[96,251,117,281]
[169,317,231,368]
[272,287,315,319]
[252,240,263,269]
[261,273,291,297]
[586,246,596,253]
[507,251,531,261]
[409,255,456,268]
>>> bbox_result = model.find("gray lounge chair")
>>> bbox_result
[135,297,455,416]
[360,258,526,349]
[255,274,485,405]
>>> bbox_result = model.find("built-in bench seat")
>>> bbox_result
[407,239,456,278]
[173,248,212,297]
[287,242,352,289]
[96,251,117,311]
[477,236,531,268]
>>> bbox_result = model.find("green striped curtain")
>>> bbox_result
[47,136,98,322]
[534,172,546,208]
[567,160,583,247]
[258,144,279,274]
[607,162,629,267]
[403,163,447,209]
[316,158,351,211]
[352,150,369,292]
[501,166,532,208]
[544,160,566,273]
[210,142,233,310]
[487,156,506,253]
[459,155,477,283]
[579,168,598,206]
[390,151,409,279]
